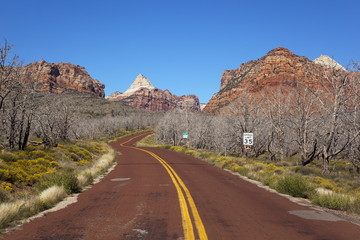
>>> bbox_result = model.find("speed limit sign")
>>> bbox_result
[243,133,254,146]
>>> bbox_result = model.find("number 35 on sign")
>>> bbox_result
[243,133,254,146]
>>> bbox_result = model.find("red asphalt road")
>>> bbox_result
[3,132,360,240]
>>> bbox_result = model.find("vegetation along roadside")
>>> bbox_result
[138,134,360,217]
[0,129,149,233]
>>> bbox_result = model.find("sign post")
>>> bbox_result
[243,133,254,147]
[243,132,253,161]
[183,132,189,148]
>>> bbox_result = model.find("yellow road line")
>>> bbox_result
[120,134,208,240]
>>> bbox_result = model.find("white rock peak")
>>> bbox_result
[313,55,346,71]
[124,74,155,94]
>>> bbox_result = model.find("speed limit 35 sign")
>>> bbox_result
[243,133,254,146]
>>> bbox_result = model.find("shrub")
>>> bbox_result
[162,145,172,150]
[294,166,322,176]
[264,164,285,174]
[351,198,360,214]
[4,159,57,185]
[28,150,47,160]
[243,163,265,172]
[311,177,336,190]
[0,168,30,185]
[0,189,10,202]
[263,174,280,189]
[38,185,66,208]
[38,172,81,194]
[311,191,353,211]
[0,200,25,228]
[199,153,211,159]
[0,152,18,162]
[0,182,13,192]
[77,149,92,160]
[275,174,313,198]
[76,160,90,166]
[70,153,81,162]
[171,146,186,153]
[233,165,249,176]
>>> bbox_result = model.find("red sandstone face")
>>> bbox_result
[20,60,105,97]
[204,47,357,114]
[108,87,201,112]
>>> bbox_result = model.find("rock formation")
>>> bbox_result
[123,74,155,94]
[20,60,105,97]
[107,75,200,112]
[200,103,207,111]
[313,55,347,71]
[203,47,350,113]
[105,91,122,99]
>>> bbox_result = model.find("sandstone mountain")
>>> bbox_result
[107,75,200,112]
[20,60,105,97]
[203,47,351,113]
[106,91,122,99]
[123,74,155,94]
[314,55,347,71]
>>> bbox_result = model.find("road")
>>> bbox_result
[3,132,360,240]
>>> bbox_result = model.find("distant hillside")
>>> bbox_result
[36,92,143,118]
[20,60,105,97]
[108,74,201,112]
[204,47,355,114]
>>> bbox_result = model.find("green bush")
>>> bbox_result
[70,153,81,162]
[263,174,280,189]
[275,174,313,198]
[311,192,353,211]
[199,153,211,159]
[28,150,47,160]
[37,172,81,194]
[77,149,92,160]
[0,152,18,162]
[294,166,322,176]
[0,189,10,202]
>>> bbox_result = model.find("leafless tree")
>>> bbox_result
[313,67,353,173]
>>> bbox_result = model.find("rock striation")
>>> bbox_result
[203,47,349,113]
[20,60,105,97]
[108,75,200,112]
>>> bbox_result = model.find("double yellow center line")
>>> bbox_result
[120,134,208,240]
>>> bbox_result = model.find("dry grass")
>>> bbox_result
[0,145,116,232]
[39,186,66,205]
[312,188,356,212]
[77,147,116,186]
[0,200,25,227]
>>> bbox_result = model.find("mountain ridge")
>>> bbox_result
[107,74,200,112]
[204,47,351,113]
[20,60,105,97]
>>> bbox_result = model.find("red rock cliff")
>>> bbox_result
[203,47,349,113]
[107,74,200,112]
[109,88,200,112]
[20,60,105,97]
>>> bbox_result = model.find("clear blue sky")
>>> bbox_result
[2,0,359,103]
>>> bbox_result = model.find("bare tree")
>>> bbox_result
[313,66,354,173]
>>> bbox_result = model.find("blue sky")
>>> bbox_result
[2,0,359,103]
